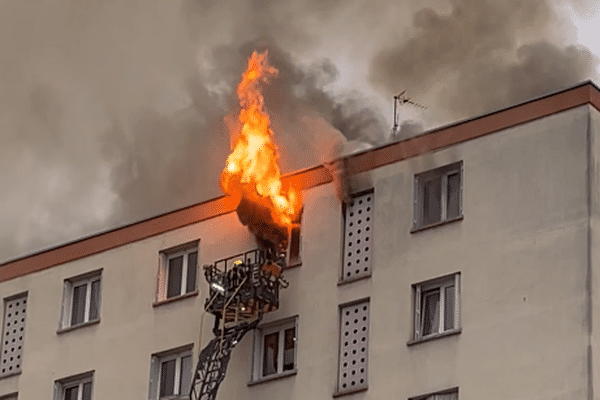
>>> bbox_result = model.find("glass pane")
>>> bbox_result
[186,252,198,294]
[283,327,295,371]
[179,355,193,396]
[89,279,100,321]
[421,289,440,336]
[71,284,87,326]
[444,285,455,331]
[423,177,442,225]
[167,256,183,298]
[447,172,460,219]
[159,359,176,397]
[262,332,279,376]
[82,382,93,400]
[64,386,78,400]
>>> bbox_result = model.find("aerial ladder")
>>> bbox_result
[189,246,289,400]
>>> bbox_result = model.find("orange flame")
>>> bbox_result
[220,51,301,228]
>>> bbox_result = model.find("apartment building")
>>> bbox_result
[1,81,600,400]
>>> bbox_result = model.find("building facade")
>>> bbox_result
[1,82,600,400]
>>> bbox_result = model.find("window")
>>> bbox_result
[413,162,462,230]
[286,222,302,268]
[252,317,297,382]
[60,271,101,330]
[341,191,374,283]
[149,345,193,400]
[336,300,369,395]
[157,242,199,302]
[54,371,93,400]
[413,274,460,341]
[1,293,27,378]
[411,388,458,400]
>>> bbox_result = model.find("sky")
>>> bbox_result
[0,0,599,263]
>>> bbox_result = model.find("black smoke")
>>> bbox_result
[0,0,597,262]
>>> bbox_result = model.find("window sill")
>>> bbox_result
[406,328,461,346]
[153,290,199,307]
[248,369,297,386]
[410,215,463,234]
[57,319,100,334]
[338,273,371,286]
[333,384,368,398]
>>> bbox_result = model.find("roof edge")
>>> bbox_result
[1,81,599,282]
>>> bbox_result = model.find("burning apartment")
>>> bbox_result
[1,58,600,399]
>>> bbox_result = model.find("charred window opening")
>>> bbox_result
[286,212,302,268]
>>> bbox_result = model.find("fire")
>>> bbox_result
[220,51,301,229]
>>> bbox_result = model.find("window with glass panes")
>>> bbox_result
[149,346,193,400]
[61,271,101,329]
[253,317,297,381]
[54,372,93,400]
[63,381,92,400]
[158,243,198,301]
[413,274,460,340]
[158,353,192,399]
[413,162,462,229]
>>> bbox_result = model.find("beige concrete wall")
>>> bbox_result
[0,106,594,400]
[589,105,600,400]
[223,106,592,400]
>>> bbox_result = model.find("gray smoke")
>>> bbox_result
[0,0,597,262]
[370,0,599,119]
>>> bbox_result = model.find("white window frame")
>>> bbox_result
[413,162,463,230]
[157,242,199,302]
[413,273,460,341]
[149,345,193,400]
[410,388,459,400]
[251,316,298,382]
[53,371,94,400]
[60,270,102,330]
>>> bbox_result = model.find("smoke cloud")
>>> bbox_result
[370,0,599,119]
[0,0,597,262]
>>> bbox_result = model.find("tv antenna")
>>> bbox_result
[392,90,427,133]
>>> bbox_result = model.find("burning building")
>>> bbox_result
[1,80,600,400]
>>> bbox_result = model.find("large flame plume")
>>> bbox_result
[220,51,302,229]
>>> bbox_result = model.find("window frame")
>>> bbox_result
[53,371,94,400]
[59,270,102,331]
[250,316,298,384]
[156,241,199,303]
[149,345,193,400]
[411,273,461,343]
[409,387,459,400]
[412,162,463,231]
